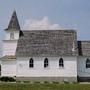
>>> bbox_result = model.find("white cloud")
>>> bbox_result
[23,16,63,30]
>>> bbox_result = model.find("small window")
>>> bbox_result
[10,32,14,39]
[0,65,1,76]
[86,58,90,68]
[29,58,34,68]
[44,58,48,68]
[59,58,64,67]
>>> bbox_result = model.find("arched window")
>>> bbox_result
[59,58,64,67]
[44,58,48,68]
[86,58,90,68]
[0,65,1,76]
[29,58,34,68]
[10,32,14,39]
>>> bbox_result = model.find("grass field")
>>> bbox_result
[0,83,90,90]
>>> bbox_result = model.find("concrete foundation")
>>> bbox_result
[16,77,77,82]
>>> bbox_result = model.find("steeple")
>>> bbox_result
[5,10,20,30]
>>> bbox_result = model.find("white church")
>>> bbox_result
[0,11,90,82]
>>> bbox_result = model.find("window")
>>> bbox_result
[29,58,34,68]
[0,65,1,76]
[59,58,64,67]
[44,58,48,68]
[10,32,14,39]
[86,58,90,68]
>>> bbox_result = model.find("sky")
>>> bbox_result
[0,0,90,56]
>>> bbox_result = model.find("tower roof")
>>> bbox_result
[5,10,20,30]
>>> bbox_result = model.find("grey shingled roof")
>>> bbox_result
[16,30,78,57]
[5,10,20,30]
[78,41,90,56]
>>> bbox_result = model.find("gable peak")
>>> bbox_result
[5,10,20,31]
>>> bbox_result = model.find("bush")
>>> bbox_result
[44,81,49,84]
[0,77,16,82]
[64,81,69,84]
[23,81,31,83]
[34,81,40,84]
[52,81,59,84]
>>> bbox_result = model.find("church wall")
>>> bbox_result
[16,56,77,79]
[2,30,19,56]
[77,56,90,77]
[5,31,10,40]
[3,40,18,56]
[1,60,16,76]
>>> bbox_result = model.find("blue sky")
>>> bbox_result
[0,0,90,40]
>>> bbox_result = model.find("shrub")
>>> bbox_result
[64,81,69,84]
[44,81,49,84]
[23,81,30,83]
[71,81,78,84]
[52,81,59,84]
[0,77,16,82]
[34,81,40,84]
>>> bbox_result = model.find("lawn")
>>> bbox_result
[0,83,90,90]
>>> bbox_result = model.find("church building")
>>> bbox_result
[1,11,90,82]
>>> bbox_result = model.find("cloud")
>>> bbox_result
[23,16,63,30]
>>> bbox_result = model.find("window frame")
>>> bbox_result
[10,32,14,39]
[86,58,90,68]
[59,58,64,67]
[44,58,49,68]
[29,58,34,68]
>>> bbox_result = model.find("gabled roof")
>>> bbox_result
[5,10,20,30]
[78,41,90,56]
[16,30,78,57]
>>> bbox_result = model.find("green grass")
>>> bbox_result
[0,83,90,90]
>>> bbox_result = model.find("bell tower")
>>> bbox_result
[5,10,20,40]
[3,10,21,56]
